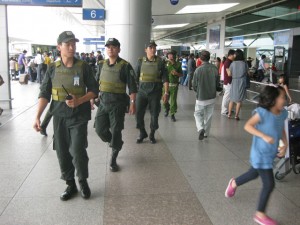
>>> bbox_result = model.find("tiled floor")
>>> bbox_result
[0,80,299,225]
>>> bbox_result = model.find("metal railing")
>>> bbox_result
[246,80,300,104]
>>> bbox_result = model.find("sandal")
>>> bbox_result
[227,114,231,119]
[235,116,240,121]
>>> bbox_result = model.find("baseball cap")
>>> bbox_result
[145,40,157,48]
[105,38,121,47]
[167,50,177,56]
[57,31,79,44]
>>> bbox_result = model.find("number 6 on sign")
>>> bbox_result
[91,10,96,19]
[82,9,105,20]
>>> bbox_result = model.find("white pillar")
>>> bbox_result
[0,5,12,109]
[105,0,152,67]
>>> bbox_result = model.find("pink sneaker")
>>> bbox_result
[225,178,236,198]
[254,215,278,225]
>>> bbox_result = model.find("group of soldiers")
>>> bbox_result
[33,31,183,201]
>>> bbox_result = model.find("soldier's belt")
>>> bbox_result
[140,73,161,83]
[169,83,178,87]
[100,81,126,94]
[52,88,85,102]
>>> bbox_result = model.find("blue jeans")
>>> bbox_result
[235,167,275,212]
[180,70,187,85]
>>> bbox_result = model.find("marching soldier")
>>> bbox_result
[94,38,137,172]
[33,31,98,201]
[135,40,169,144]
[163,51,182,122]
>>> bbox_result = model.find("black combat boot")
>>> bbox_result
[79,179,91,199]
[171,114,176,122]
[164,109,169,117]
[60,179,78,201]
[110,150,119,172]
[149,130,156,144]
[136,128,148,143]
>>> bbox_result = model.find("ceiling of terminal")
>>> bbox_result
[64,0,272,45]
[8,0,299,48]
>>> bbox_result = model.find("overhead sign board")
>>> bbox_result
[0,0,82,7]
[83,37,105,42]
[83,9,105,20]
[232,36,244,47]
[83,42,105,45]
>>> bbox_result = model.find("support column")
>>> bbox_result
[0,5,12,109]
[105,0,152,67]
[206,18,226,59]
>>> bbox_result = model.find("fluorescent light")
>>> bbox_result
[176,3,240,14]
[154,23,189,29]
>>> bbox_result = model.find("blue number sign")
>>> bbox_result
[82,9,105,20]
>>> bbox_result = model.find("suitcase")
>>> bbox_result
[19,74,29,84]
[288,120,300,174]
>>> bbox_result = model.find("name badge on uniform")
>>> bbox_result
[73,75,80,86]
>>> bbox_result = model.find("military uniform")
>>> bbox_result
[40,58,98,179]
[94,56,137,170]
[163,59,182,121]
[135,55,168,143]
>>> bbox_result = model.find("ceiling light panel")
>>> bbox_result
[153,23,189,29]
[176,3,240,14]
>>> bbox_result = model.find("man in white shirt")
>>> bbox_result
[34,51,44,83]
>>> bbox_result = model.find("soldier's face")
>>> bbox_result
[106,45,120,58]
[145,46,156,58]
[57,41,76,58]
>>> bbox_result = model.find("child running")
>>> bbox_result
[225,85,288,225]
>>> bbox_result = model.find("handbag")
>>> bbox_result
[0,75,4,86]
[245,62,250,89]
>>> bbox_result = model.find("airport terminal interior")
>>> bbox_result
[1,0,300,225]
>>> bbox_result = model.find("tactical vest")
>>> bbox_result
[99,59,127,94]
[51,60,86,102]
[140,57,161,83]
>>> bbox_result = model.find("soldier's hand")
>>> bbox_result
[33,118,41,132]
[90,99,95,110]
[129,103,136,115]
[162,93,169,104]
[65,94,79,108]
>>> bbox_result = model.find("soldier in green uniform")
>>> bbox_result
[33,31,98,201]
[135,40,169,144]
[163,51,183,122]
[93,38,137,172]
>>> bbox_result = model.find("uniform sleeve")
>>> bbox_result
[135,58,142,85]
[161,60,169,83]
[83,63,99,96]
[38,65,53,102]
[177,63,183,74]
[122,63,138,94]
[95,62,103,82]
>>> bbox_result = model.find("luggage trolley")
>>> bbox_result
[274,118,300,180]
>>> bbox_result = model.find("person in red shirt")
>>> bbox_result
[221,49,235,115]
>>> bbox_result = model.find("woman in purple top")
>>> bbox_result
[17,50,27,74]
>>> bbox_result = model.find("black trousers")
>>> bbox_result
[95,103,126,151]
[136,91,161,131]
[235,167,275,212]
[257,69,265,82]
